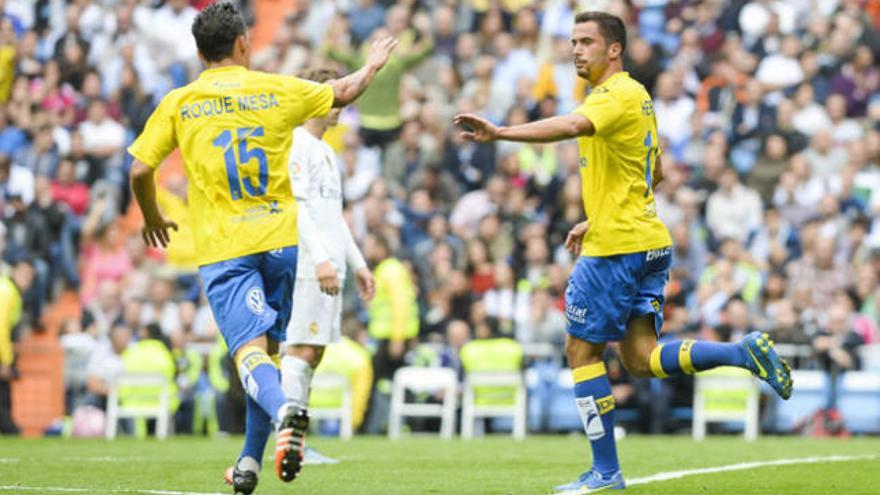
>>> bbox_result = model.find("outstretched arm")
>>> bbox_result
[452,113,595,144]
[329,37,399,108]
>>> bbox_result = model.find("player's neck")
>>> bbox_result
[204,58,247,71]
[303,120,326,139]
[591,63,623,86]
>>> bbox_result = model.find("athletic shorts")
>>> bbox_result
[199,246,298,356]
[285,278,343,346]
[564,246,671,343]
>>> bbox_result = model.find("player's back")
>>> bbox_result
[574,71,671,257]
[129,66,333,266]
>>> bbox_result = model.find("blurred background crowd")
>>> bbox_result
[2,0,880,438]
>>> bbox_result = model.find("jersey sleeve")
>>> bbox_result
[573,88,625,138]
[290,139,333,266]
[127,93,178,168]
[283,77,334,128]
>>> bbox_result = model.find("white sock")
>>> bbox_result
[281,355,314,410]
[237,456,260,472]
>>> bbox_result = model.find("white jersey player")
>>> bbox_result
[280,69,376,434]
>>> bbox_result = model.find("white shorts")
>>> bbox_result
[286,278,343,346]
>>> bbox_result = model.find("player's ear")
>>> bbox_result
[608,41,622,60]
[236,32,251,60]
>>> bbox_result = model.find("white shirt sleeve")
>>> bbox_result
[290,142,333,268]
[343,220,367,272]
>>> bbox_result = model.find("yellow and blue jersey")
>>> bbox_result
[128,66,334,266]
[572,71,672,257]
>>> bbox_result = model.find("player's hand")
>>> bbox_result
[0,364,13,381]
[564,221,590,257]
[366,36,399,72]
[453,114,498,143]
[141,216,178,248]
[355,266,376,302]
[315,261,340,296]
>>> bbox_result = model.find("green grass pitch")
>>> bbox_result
[1,435,878,494]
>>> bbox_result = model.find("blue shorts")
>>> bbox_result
[199,246,298,356]
[565,247,671,343]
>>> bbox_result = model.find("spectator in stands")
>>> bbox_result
[59,317,97,412]
[83,323,130,411]
[327,5,434,149]
[439,319,470,380]
[812,301,865,372]
[82,280,122,339]
[0,257,32,434]
[706,167,763,245]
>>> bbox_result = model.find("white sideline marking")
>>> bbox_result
[0,459,19,464]
[0,487,226,495]
[2,454,877,494]
[627,454,879,486]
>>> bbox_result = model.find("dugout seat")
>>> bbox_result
[105,373,172,440]
[309,372,354,440]
[692,367,760,441]
[461,371,527,440]
[388,366,457,439]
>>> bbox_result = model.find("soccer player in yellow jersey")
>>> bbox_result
[455,12,793,493]
[128,2,396,493]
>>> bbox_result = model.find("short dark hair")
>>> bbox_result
[574,11,627,52]
[298,68,339,84]
[191,1,247,63]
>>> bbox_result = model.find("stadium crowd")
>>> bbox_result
[2,0,880,436]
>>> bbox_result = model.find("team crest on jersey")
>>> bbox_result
[308,322,319,335]
[579,157,587,168]
[246,287,266,315]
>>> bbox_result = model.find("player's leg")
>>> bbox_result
[282,278,343,463]
[282,345,324,408]
[260,247,311,482]
[200,253,293,492]
[620,251,792,399]
[554,256,629,494]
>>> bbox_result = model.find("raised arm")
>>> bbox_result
[453,113,595,144]
[329,37,399,108]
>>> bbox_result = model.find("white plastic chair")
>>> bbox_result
[692,367,760,441]
[309,372,353,440]
[461,371,527,440]
[388,366,458,439]
[105,373,172,440]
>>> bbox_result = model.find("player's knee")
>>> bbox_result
[621,352,653,378]
[287,345,323,368]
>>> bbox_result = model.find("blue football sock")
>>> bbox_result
[572,362,619,476]
[239,395,271,467]
[649,339,748,377]
[236,346,289,422]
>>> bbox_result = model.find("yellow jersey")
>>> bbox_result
[573,71,672,257]
[128,66,334,265]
